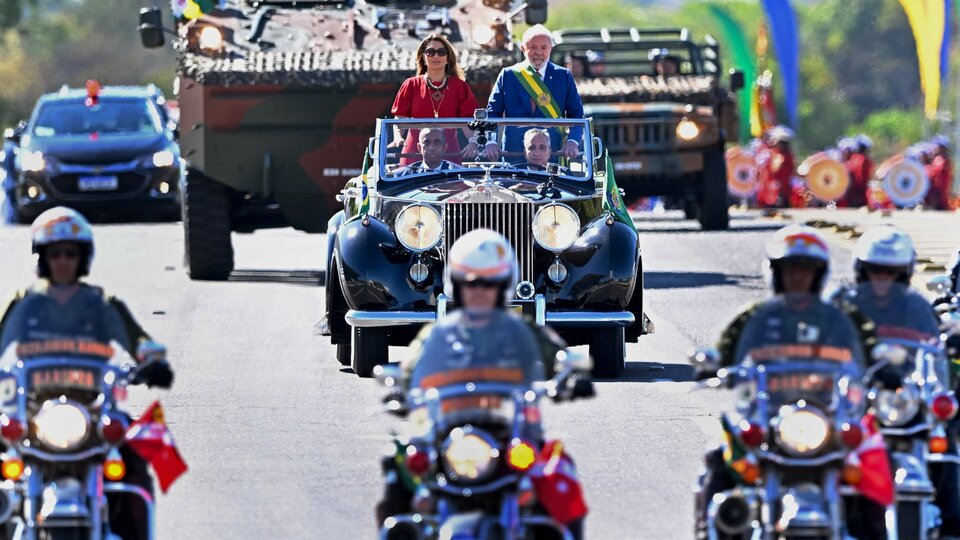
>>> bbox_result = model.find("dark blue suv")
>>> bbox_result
[12,83,181,223]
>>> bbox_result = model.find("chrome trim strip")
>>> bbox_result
[758,450,846,467]
[927,453,960,466]
[535,295,546,326]
[20,444,109,462]
[881,424,931,437]
[346,309,636,328]
[346,310,436,327]
[545,311,635,327]
[426,474,519,497]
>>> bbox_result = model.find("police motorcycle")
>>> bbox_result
[0,342,155,540]
[690,338,869,539]
[374,352,593,540]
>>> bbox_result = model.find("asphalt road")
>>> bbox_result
[0,209,874,539]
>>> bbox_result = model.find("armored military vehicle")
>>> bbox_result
[551,28,743,230]
[139,0,544,279]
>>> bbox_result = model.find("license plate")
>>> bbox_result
[78,175,118,192]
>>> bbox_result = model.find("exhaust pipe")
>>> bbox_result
[712,493,754,536]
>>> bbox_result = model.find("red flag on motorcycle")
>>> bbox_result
[529,440,588,525]
[126,401,188,493]
[848,414,894,506]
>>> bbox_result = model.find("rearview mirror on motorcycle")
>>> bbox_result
[688,348,721,375]
[928,275,953,295]
[373,364,403,388]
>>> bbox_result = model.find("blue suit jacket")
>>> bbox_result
[486,62,585,155]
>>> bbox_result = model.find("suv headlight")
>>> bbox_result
[395,204,441,252]
[21,150,45,173]
[774,406,830,456]
[875,385,921,427]
[676,119,701,142]
[533,203,580,252]
[151,150,176,168]
[33,401,91,452]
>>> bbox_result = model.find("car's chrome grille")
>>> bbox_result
[443,202,535,283]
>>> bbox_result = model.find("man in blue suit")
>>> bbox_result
[484,24,584,162]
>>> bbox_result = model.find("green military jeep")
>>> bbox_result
[551,28,743,230]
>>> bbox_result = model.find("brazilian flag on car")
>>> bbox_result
[602,151,636,232]
[358,150,372,215]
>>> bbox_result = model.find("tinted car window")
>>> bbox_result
[33,98,162,138]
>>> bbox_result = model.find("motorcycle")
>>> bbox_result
[374,352,593,540]
[690,348,867,539]
[865,337,960,539]
[0,353,154,540]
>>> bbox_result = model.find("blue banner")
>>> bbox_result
[761,0,800,128]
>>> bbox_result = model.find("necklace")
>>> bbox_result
[425,75,448,117]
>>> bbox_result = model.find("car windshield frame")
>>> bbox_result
[32,97,163,138]
[375,117,596,183]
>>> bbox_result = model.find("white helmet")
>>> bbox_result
[30,206,95,278]
[443,229,519,306]
[762,224,831,293]
[853,225,915,283]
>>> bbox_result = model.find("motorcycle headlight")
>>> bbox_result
[532,203,580,252]
[441,427,498,481]
[875,385,921,427]
[151,150,176,168]
[395,204,441,252]
[21,150,45,173]
[676,119,701,142]
[775,406,830,456]
[32,401,91,452]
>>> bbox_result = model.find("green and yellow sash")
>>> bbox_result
[510,64,563,119]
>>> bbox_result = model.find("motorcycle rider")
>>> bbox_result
[376,229,590,539]
[697,224,877,538]
[0,206,173,540]
[829,225,960,535]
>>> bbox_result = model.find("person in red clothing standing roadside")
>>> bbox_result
[844,135,874,208]
[756,126,796,209]
[926,135,954,210]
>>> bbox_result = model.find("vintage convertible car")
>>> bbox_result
[319,116,652,378]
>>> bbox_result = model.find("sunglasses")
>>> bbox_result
[423,47,448,57]
[47,247,81,260]
[863,263,902,275]
[462,280,500,289]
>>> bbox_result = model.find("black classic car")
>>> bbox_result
[12,82,181,223]
[319,117,652,378]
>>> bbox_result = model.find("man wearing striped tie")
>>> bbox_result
[483,25,584,162]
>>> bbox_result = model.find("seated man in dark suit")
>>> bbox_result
[483,24,584,161]
[396,127,456,175]
[522,128,551,169]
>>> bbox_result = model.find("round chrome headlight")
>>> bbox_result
[441,427,498,481]
[33,400,91,452]
[395,204,442,252]
[775,406,830,457]
[676,119,701,142]
[875,385,921,427]
[532,204,580,252]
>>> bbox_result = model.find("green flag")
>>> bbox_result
[720,415,750,483]
[602,151,636,231]
[707,5,756,144]
[358,150,371,215]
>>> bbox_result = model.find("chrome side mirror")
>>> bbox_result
[927,275,952,294]
[688,348,721,373]
[872,343,908,367]
[373,364,403,388]
[592,136,604,162]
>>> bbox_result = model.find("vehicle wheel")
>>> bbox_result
[336,342,351,366]
[351,327,388,378]
[896,501,923,540]
[589,327,626,379]
[698,147,729,231]
[683,197,697,220]
[182,168,234,280]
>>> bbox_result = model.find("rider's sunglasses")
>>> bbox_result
[462,279,500,290]
[46,247,81,260]
[423,47,448,58]
[862,263,901,275]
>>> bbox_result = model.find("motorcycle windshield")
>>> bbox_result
[407,374,528,435]
[735,362,858,415]
[21,356,108,408]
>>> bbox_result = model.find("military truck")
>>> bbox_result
[138,0,544,279]
[551,28,743,230]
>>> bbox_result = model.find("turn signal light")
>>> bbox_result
[1,458,23,481]
[932,394,958,421]
[99,414,128,444]
[731,459,761,485]
[840,422,864,448]
[0,415,24,442]
[104,455,126,481]
[930,435,949,454]
[506,440,537,472]
[738,420,765,448]
[404,447,430,476]
[843,462,863,485]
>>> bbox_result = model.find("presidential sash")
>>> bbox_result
[510,64,563,119]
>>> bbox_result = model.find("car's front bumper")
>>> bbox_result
[345,294,652,332]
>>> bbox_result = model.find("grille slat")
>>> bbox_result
[443,203,535,284]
